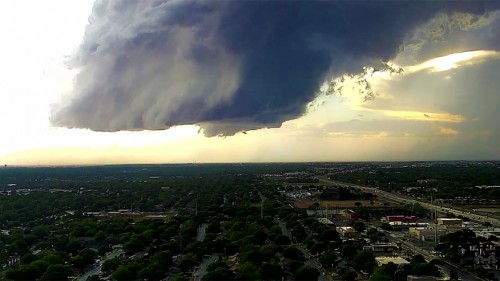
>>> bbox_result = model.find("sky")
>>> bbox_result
[0,0,499,166]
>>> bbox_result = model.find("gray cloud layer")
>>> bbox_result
[50,0,499,136]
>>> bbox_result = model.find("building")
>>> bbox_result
[336,226,357,238]
[320,187,351,200]
[306,209,340,217]
[408,226,445,240]
[375,256,409,266]
[437,218,462,226]
[407,276,437,281]
[341,209,358,220]
[389,222,429,230]
[466,242,500,269]
[364,243,400,256]
[317,218,335,226]
[383,215,417,223]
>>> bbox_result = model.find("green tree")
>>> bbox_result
[294,265,319,281]
[320,229,340,241]
[261,262,283,281]
[340,268,357,281]
[411,263,439,277]
[320,251,337,268]
[353,249,376,273]
[42,264,72,281]
[204,260,234,281]
[112,265,135,281]
[283,246,305,261]
[340,244,357,260]
[236,262,261,280]
[353,221,366,233]
[138,262,165,280]
[370,267,391,281]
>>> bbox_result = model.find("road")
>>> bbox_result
[386,233,484,281]
[319,176,490,280]
[78,248,124,281]
[275,218,330,281]
[318,177,500,227]
[193,255,217,281]
[196,223,208,242]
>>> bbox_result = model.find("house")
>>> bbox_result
[465,242,500,269]
[341,209,358,220]
[336,226,356,238]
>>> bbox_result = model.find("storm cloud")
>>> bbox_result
[50,0,499,136]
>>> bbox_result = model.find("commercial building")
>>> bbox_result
[363,243,400,256]
[320,187,351,200]
[383,215,417,223]
[375,256,409,266]
[408,226,446,240]
[437,218,462,226]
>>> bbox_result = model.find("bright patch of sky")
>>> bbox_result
[0,3,498,165]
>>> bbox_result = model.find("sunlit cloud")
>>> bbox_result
[381,110,465,123]
[406,50,500,73]
[438,127,459,135]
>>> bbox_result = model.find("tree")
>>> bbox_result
[179,253,198,272]
[411,263,439,277]
[340,269,357,281]
[353,221,366,233]
[150,250,173,268]
[261,262,283,281]
[353,250,376,273]
[204,260,234,281]
[42,264,72,281]
[320,251,337,268]
[123,236,145,254]
[283,246,305,261]
[410,254,426,264]
[340,244,357,260]
[102,257,122,275]
[274,234,291,245]
[138,262,165,280]
[320,229,340,241]
[236,262,261,280]
[370,267,391,281]
[294,265,319,281]
[112,265,135,281]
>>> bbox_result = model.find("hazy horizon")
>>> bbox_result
[1,1,499,166]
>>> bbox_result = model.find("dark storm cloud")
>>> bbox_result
[50,0,499,136]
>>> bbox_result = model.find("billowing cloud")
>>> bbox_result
[50,0,499,136]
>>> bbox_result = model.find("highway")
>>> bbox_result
[384,233,483,281]
[318,177,500,227]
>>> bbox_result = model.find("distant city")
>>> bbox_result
[0,161,498,281]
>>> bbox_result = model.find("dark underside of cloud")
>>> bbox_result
[49,0,499,136]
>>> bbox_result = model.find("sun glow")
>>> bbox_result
[407,50,500,73]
